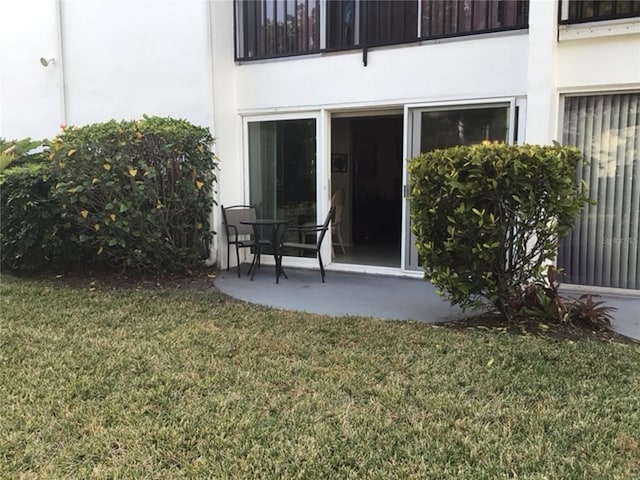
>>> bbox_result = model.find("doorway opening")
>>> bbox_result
[331,114,403,267]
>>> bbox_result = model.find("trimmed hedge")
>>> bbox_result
[408,143,589,317]
[1,116,218,273]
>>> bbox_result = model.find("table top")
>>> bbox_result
[240,218,290,226]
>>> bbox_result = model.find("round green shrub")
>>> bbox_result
[408,143,589,318]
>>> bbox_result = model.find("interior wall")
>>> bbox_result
[351,116,403,245]
[331,118,352,245]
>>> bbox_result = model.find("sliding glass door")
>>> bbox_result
[406,103,513,270]
[558,92,640,290]
[247,116,319,259]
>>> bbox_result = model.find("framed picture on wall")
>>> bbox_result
[331,153,348,173]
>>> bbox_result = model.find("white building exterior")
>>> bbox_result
[1,0,639,291]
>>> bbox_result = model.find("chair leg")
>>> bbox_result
[227,244,230,272]
[317,251,325,283]
[235,245,241,278]
[276,252,281,284]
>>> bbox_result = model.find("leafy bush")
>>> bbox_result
[515,267,615,330]
[47,116,218,272]
[0,154,62,271]
[568,294,616,330]
[408,143,589,318]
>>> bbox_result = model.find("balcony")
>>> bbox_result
[234,0,529,62]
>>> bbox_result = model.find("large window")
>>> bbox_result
[558,93,640,290]
[248,118,317,252]
[559,0,640,24]
[235,0,529,61]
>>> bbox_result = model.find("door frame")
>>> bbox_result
[242,110,329,269]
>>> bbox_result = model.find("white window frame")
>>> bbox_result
[556,89,640,296]
[242,110,331,270]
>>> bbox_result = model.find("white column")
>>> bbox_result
[525,0,559,145]
[210,0,241,269]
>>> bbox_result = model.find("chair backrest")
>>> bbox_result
[221,204,257,237]
[331,189,345,226]
[316,206,336,248]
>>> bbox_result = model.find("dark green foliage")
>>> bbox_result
[0,155,62,271]
[514,266,615,330]
[408,143,589,318]
[48,116,218,272]
[1,117,218,273]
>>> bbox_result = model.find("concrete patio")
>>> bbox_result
[214,265,640,342]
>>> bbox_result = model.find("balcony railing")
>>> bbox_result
[559,0,640,24]
[235,0,529,62]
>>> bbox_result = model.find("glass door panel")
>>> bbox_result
[248,118,317,257]
[406,104,510,270]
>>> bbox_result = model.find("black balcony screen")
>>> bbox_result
[327,0,357,48]
[236,0,320,59]
[561,0,640,24]
[421,0,529,38]
[235,0,529,61]
[362,1,419,45]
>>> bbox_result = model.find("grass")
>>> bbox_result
[1,273,639,479]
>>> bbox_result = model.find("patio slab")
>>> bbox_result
[214,266,640,341]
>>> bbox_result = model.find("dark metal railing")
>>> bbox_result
[235,0,321,60]
[559,0,640,24]
[421,0,529,40]
[235,0,530,62]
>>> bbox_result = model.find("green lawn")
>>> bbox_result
[1,274,639,479]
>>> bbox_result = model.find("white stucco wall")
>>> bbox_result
[557,34,640,90]
[234,33,530,113]
[61,0,212,128]
[524,0,559,144]
[0,0,214,141]
[0,0,62,140]
[209,0,241,206]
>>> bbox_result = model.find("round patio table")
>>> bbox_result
[240,218,290,282]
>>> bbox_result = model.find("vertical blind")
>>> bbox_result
[558,93,640,289]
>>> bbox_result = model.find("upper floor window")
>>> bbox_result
[235,0,529,61]
[559,0,640,24]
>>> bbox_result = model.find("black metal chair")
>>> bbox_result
[277,207,336,283]
[221,204,270,277]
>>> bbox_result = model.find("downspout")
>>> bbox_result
[204,0,220,267]
[55,0,67,127]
